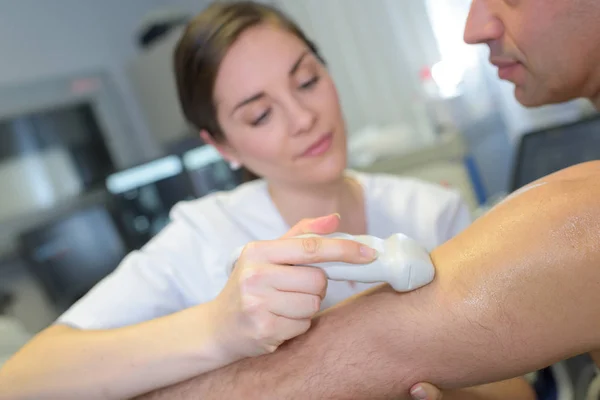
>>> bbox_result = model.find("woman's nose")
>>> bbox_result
[288,101,317,135]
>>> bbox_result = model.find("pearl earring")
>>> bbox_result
[229,160,241,170]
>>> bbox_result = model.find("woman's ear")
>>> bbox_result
[199,130,241,167]
[199,130,216,147]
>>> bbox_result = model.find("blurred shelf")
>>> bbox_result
[354,132,479,212]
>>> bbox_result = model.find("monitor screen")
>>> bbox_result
[511,115,600,190]
[182,145,242,197]
[106,155,195,248]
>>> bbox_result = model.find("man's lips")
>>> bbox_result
[490,58,522,80]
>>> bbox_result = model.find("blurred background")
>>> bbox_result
[0,1,599,397]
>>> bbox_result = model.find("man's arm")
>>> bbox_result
[137,163,600,399]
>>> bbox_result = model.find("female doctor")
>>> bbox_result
[0,2,532,399]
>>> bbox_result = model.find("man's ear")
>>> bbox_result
[199,130,240,165]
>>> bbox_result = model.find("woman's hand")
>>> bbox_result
[211,214,378,361]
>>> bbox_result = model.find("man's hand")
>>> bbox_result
[410,383,444,400]
[410,383,443,400]
[409,380,537,400]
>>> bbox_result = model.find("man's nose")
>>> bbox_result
[464,0,504,45]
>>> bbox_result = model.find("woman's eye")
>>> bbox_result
[251,109,271,126]
[299,76,320,90]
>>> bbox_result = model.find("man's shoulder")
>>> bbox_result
[542,160,600,183]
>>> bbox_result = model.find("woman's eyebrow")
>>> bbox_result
[232,93,265,115]
[289,51,310,76]
[231,50,311,115]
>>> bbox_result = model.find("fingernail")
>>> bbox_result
[360,246,378,260]
[311,213,340,228]
[411,386,427,400]
[313,213,339,224]
[309,214,337,229]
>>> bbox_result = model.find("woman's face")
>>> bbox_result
[209,23,347,186]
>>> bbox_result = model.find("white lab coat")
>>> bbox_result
[57,171,471,330]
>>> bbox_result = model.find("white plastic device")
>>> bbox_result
[228,233,435,292]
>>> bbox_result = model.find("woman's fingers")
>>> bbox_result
[243,236,377,266]
[266,291,323,319]
[239,264,327,297]
[269,315,312,344]
[253,265,328,298]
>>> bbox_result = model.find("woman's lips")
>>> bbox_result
[301,132,333,157]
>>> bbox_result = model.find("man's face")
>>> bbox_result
[464,0,600,108]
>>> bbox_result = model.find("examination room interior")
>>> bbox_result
[1,0,599,398]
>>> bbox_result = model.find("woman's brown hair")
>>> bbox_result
[174,1,325,182]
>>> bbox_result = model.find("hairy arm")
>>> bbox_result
[137,163,600,399]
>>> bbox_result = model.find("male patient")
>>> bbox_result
[137,0,600,399]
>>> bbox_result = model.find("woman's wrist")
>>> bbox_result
[178,300,240,371]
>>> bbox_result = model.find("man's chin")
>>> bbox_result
[514,86,569,108]
[514,83,589,108]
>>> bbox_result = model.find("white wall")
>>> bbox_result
[0,0,177,149]
[162,0,274,14]
[162,0,219,13]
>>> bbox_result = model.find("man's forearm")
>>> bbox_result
[138,167,600,399]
